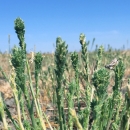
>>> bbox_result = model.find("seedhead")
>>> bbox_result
[14,17,26,50]
[79,33,86,45]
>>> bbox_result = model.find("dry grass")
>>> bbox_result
[0,50,130,129]
[0,51,130,99]
[0,53,10,79]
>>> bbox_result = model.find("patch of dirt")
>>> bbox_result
[0,79,13,99]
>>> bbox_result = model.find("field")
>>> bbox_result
[0,18,130,130]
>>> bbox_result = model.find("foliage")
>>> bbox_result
[0,17,129,130]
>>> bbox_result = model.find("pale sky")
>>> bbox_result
[0,0,130,52]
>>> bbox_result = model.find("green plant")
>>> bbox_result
[0,17,130,130]
[54,37,68,130]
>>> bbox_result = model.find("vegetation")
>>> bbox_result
[0,17,130,130]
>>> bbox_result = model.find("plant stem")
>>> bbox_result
[0,92,8,130]
[26,59,46,130]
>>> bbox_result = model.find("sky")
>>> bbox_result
[0,0,130,53]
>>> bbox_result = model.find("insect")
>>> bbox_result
[105,58,118,70]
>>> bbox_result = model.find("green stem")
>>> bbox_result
[14,92,25,130]
[0,93,8,130]
[26,59,46,130]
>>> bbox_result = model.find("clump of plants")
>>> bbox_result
[0,17,129,130]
